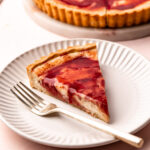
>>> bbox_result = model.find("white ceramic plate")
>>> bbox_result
[0,39,150,148]
[23,0,150,41]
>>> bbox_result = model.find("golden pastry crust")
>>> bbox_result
[33,0,107,28]
[107,1,150,28]
[33,0,47,12]
[27,43,96,73]
[26,43,110,122]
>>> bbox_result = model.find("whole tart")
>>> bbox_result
[33,0,150,28]
[27,43,109,122]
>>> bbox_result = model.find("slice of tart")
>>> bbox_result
[27,43,109,122]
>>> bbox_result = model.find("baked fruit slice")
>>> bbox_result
[27,43,109,122]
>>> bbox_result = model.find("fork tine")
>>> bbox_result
[13,86,36,107]
[20,82,44,101]
[17,83,43,107]
[10,89,32,109]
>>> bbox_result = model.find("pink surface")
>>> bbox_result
[0,0,150,149]
[0,120,149,150]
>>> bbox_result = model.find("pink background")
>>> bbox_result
[0,121,149,150]
[0,0,150,149]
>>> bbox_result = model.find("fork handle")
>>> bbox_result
[55,108,143,148]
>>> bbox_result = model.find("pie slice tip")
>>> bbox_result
[27,43,110,123]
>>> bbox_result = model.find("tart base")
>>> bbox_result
[33,0,107,28]
[33,0,47,12]
[107,1,150,28]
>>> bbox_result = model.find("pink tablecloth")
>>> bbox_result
[0,120,149,150]
[0,0,149,149]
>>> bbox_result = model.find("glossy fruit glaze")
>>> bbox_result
[59,0,106,10]
[42,56,108,114]
[107,0,148,10]
[58,0,148,10]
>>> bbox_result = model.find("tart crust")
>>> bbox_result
[33,0,47,12]
[27,43,109,122]
[27,43,97,77]
[33,0,150,28]
[33,0,107,28]
[107,1,150,28]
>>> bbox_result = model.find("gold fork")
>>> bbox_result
[10,82,144,148]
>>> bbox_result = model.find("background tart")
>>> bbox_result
[27,43,109,122]
[33,0,150,28]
